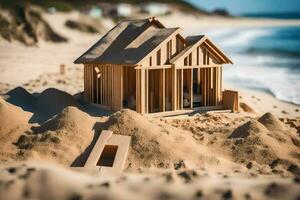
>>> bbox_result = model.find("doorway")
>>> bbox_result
[193,68,202,107]
[123,67,136,111]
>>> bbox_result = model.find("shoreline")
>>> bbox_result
[225,84,300,118]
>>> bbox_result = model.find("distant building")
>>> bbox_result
[141,3,170,16]
[115,3,133,17]
[88,6,102,18]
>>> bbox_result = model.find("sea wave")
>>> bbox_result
[243,47,300,57]
[208,26,300,105]
[224,59,300,105]
[218,29,272,47]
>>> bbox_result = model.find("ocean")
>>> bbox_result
[189,26,300,105]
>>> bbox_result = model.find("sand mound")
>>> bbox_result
[0,97,31,133]
[98,109,222,170]
[258,112,283,131]
[32,106,94,133]
[14,106,96,165]
[35,88,80,116]
[229,120,268,139]
[0,97,32,161]
[228,120,278,165]
[240,102,255,113]
[227,114,300,169]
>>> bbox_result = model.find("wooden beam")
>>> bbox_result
[190,68,193,108]
[145,69,149,114]
[175,65,221,69]
[162,69,166,112]
[140,69,145,114]
[180,69,183,110]
[135,69,141,113]
[135,65,172,69]
[220,67,223,101]
[172,67,177,110]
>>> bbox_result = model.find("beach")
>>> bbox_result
[1,11,299,116]
[0,10,300,200]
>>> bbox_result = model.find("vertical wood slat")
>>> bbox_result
[172,67,177,110]
[140,69,145,114]
[145,69,149,114]
[207,68,210,106]
[214,68,217,106]
[203,68,206,106]
[89,64,92,102]
[100,65,103,104]
[162,69,166,112]
[136,69,140,113]
[180,69,183,109]
[190,68,193,108]
[220,67,223,101]
[104,65,106,105]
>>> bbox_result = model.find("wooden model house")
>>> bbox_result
[74,17,233,114]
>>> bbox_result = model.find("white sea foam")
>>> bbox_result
[224,54,300,105]
[210,27,300,105]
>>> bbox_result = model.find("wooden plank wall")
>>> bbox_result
[197,66,222,107]
[83,64,123,111]
[171,42,224,110]
[141,34,185,68]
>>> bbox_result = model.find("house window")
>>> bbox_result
[97,145,118,167]
[203,49,206,65]
[166,40,172,62]
[184,56,188,66]
[207,52,210,65]
[157,49,161,65]
[149,56,152,66]
[188,53,192,65]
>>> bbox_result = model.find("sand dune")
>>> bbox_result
[0,162,299,200]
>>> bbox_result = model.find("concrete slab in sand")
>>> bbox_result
[84,130,131,172]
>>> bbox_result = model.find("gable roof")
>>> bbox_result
[74,17,178,65]
[170,35,233,65]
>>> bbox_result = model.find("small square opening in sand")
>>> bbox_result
[97,145,118,167]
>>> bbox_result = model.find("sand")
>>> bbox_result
[0,86,299,199]
[0,162,299,200]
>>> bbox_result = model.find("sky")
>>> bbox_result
[187,0,300,15]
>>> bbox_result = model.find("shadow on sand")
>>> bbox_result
[70,121,110,167]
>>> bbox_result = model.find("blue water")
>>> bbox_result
[188,26,300,104]
[244,12,300,20]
